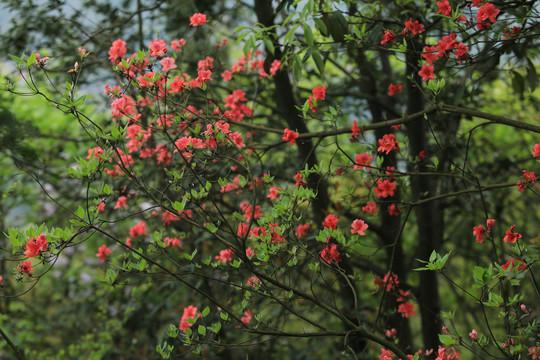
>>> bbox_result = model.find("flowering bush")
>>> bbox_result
[0,0,539,359]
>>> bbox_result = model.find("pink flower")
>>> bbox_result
[473,225,486,243]
[215,249,233,262]
[469,329,477,341]
[351,219,368,235]
[419,64,435,82]
[179,305,198,331]
[529,347,540,360]
[96,244,112,262]
[241,310,253,324]
[18,260,32,274]
[532,143,540,157]
[114,196,127,209]
[267,186,281,200]
[503,224,521,243]
[295,224,310,238]
[388,83,403,96]
[108,39,127,64]
[96,202,105,212]
[487,219,495,231]
[148,39,167,57]
[163,237,182,248]
[380,348,395,360]
[270,60,281,75]
[283,128,299,146]
[190,13,208,26]
[129,221,147,238]
[322,214,339,230]
[159,57,177,72]
[247,276,260,288]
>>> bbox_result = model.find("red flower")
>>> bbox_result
[320,243,341,264]
[501,258,526,271]
[422,46,439,65]
[486,219,495,231]
[350,120,361,142]
[24,234,48,258]
[388,83,403,96]
[129,221,147,238]
[397,302,416,318]
[189,13,208,26]
[418,64,434,82]
[294,172,306,188]
[477,2,500,24]
[381,30,397,44]
[322,214,339,230]
[283,128,299,146]
[503,224,521,243]
[354,152,374,170]
[312,85,326,100]
[388,204,402,216]
[402,18,425,35]
[351,219,368,235]
[362,202,379,215]
[436,0,452,16]
[473,225,486,243]
[18,260,32,274]
[377,134,400,154]
[374,179,397,198]
[96,245,112,262]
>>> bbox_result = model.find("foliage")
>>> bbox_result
[0,0,539,359]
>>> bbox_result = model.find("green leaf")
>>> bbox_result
[198,325,206,336]
[438,334,456,346]
[262,38,275,55]
[304,24,314,47]
[27,52,36,67]
[9,54,25,65]
[312,51,324,74]
[202,306,210,317]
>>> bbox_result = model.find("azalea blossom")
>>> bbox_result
[388,83,403,96]
[283,128,299,146]
[179,305,198,331]
[96,244,112,262]
[322,214,339,230]
[351,219,369,235]
[473,225,486,243]
[502,224,521,243]
[419,64,435,82]
[190,13,208,26]
[18,260,32,274]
